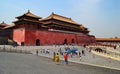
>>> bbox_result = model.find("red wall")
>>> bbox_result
[24,30,77,45]
[25,30,96,45]
[76,34,90,44]
[13,29,96,45]
[13,28,25,45]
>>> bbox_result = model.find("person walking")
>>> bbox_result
[55,53,60,64]
[78,51,81,57]
[53,52,56,61]
[70,53,73,58]
[64,52,68,64]
[82,50,85,56]
[36,50,39,56]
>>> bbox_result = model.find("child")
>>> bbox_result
[64,52,68,64]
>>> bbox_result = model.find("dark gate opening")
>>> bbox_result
[36,39,40,46]
[63,39,67,45]
[71,39,75,44]
[21,42,24,46]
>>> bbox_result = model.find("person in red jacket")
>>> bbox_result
[64,52,68,64]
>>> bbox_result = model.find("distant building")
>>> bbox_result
[96,38,120,42]
[0,22,14,44]
[96,38,120,49]
[0,10,96,45]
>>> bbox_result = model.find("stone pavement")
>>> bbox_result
[0,45,120,70]
[1,52,120,74]
[30,45,120,70]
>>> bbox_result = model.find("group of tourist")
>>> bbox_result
[35,46,88,65]
[36,48,69,65]
[52,48,86,64]
[53,52,68,65]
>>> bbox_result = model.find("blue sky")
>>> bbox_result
[0,0,120,38]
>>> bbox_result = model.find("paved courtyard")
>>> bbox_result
[30,45,120,70]
[0,52,120,74]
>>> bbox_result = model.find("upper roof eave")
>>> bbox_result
[16,10,42,19]
[13,19,42,24]
[0,21,9,27]
[41,13,81,26]
[2,24,15,29]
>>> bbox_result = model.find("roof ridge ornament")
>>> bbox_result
[3,21,4,23]
[28,9,30,13]
[2,21,4,24]
[1,21,6,25]
[52,12,54,15]
[51,12,55,18]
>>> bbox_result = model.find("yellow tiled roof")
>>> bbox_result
[96,38,120,41]
[16,10,41,19]
[0,21,9,27]
[41,12,80,25]
[2,24,15,29]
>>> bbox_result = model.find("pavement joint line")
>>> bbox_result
[36,54,120,71]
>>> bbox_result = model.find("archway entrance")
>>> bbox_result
[63,39,67,45]
[71,39,75,44]
[21,42,24,46]
[36,39,40,46]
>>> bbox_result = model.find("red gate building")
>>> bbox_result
[13,11,96,45]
